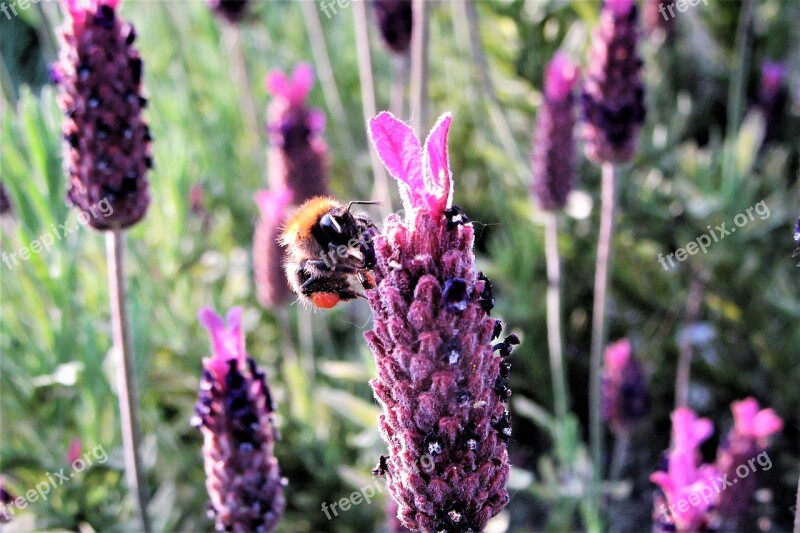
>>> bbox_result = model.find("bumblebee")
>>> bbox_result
[280,197,378,309]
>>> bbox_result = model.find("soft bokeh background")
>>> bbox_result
[1,0,798,531]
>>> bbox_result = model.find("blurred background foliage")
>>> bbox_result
[1,0,798,531]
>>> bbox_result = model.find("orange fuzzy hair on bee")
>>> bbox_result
[280,196,341,247]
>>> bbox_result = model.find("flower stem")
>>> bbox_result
[221,24,260,157]
[463,1,528,182]
[299,0,370,198]
[390,54,410,117]
[794,473,800,533]
[544,212,568,424]
[609,427,630,481]
[410,0,429,134]
[589,161,617,508]
[105,228,150,532]
[674,272,705,408]
[352,0,393,219]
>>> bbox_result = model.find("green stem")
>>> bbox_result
[410,0,429,134]
[794,472,799,533]
[589,161,617,509]
[544,212,568,424]
[105,229,150,532]
[463,1,528,183]
[299,1,369,198]
[674,272,705,408]
[352,0,393,219]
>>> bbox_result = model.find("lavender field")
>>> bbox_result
[1,0,799,532]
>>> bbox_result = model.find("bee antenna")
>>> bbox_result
[346,200,381,212]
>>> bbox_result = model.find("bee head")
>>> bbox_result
[318,209,358,246]
[318,201,379,245]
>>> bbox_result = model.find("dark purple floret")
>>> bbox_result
[372,0,413,55]
[581,0,646,164]
[208,0,249,24]
[0,183,11,215]
[793,217,800,261]
[54,0,152,230]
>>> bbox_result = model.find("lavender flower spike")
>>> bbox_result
[253,186,293,307]
[367,112,513,532]
[265,64,329,206]
[54,0,151,229]
[601,338,647,434]
[531,51,578,210]
[581,0,646,164]
[715,398,782,521]
[193,307,285,533]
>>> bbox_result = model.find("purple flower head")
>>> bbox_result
[758,60,788,142]
[253,187,293,307]
[207,0,249,23]
[54,0,152,230]
[265,64,329,205]
[650,408,719,532]
[601,338,648,433]
[372,0,413,55]
[193,307,285,532]
[715,398,782,520]
[760,61,786,99]
[532,52,578,210]
[581,0,646,164]
[366,112,512,531]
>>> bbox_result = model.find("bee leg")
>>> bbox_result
[304,259,359,275]
[358,271,376,290]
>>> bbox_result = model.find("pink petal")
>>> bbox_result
[604,0,634,17]
[732,397,759,433]
[692,418,714,445]
[544,51,578,101]
[368,112,423,211]
[422,112,453,214]
[63,0,95,20]
[265,70,289,97]
[672,407,713,449]
[752,409,783,439]
[649,471,674,494]
[603,338,631,370]
[67,438,82,464]
[288,63,315,106]
[308,109,326,134]
[199,307,246,382]
[255,187,292,227]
